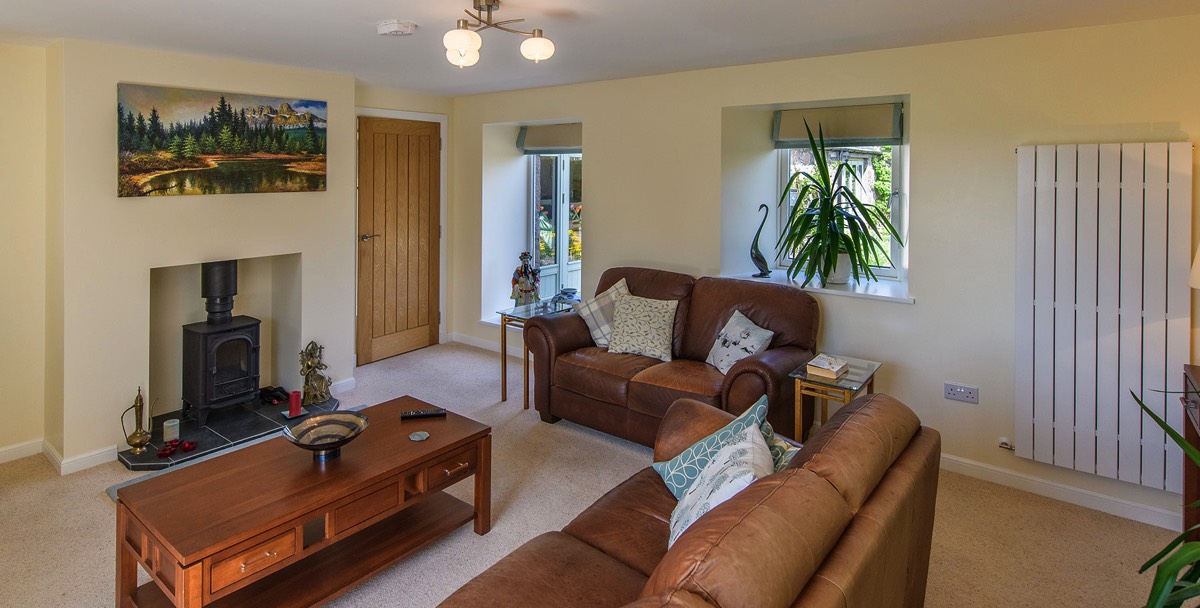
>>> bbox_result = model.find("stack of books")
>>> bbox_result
[806,354,849,379]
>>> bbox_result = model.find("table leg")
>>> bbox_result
[475,435,492,535]
[523,341,530,410]
[821,399,829,424]
[793,380,803,441]
[116,504,137,608]
[500,317,508,402]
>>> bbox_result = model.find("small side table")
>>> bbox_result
[498,301,572,409]
[790,355,882,440]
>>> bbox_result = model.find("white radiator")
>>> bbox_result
[1015,143,1192,492]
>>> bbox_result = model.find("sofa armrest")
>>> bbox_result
[653,399,736,462]
[722,346,815,439]
[524,312,593,416]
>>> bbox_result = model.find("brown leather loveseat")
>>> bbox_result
[525,267,820,446]
[439,393,941,608]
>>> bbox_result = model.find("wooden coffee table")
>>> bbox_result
[115,396,491,607]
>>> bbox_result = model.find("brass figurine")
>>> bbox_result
[300,340,333,406]
[122,387,152,455]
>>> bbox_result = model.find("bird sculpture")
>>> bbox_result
[750,204,772,278]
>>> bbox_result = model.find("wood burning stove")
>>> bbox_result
[182,261,260,426]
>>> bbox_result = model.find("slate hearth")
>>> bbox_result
[118,395,340,471]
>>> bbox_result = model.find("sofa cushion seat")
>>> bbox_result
[562,467,676,577]
[555,347,662,406]
[628,360,723,418]
[438,531,648,608]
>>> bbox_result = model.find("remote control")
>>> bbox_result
[400,408,447,419]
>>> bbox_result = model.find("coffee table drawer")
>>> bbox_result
[334,482,400,534]
[210,529,296,592]
[425,445,478,492]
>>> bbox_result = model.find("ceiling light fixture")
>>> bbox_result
[443,0,555,68]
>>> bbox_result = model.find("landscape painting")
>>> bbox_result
[117,84,327,197]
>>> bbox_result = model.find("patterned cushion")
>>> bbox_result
[668,424,773,547]
[705,310,774,374]
[574,278,630,347]
[651,397,768,499]
[760,420,801,471]
[608,294,678,362]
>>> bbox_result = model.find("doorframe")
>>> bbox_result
[354,107,449,344]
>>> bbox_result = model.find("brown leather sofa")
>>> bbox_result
[524,267,820,446]
[439,393,941,608]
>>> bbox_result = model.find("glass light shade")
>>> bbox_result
[446,48,480,68]
[520,35,555,62]
[443,27,482,52]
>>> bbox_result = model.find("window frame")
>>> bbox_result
[527,152,582,298]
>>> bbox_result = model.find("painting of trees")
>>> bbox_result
[117,84,327,197]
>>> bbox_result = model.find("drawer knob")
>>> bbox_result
[444,461,470,476]
[241,550,278,573]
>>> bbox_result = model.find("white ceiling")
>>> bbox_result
[2,0,1198,97]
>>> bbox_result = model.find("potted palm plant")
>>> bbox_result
[1135,391,1200,608]
[776,121,902,287]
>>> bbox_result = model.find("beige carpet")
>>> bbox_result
[0,342,1184,607]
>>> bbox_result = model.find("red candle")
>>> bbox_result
[289,391,302,417]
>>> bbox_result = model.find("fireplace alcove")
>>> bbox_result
[118,254,305,470]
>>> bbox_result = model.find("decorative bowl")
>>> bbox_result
[282,411,369,461]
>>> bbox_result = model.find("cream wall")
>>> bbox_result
[355,85,452,117]
[720,107,777,275]
[480,124,530,330]
[0,43,47,453]
[448,16,1200,515]
[47,40,358,462]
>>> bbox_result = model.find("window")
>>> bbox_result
[772,102,906,282]
[530,153,582,298]
[778,145,903,278]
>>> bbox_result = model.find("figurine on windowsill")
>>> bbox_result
[300,340,333,406]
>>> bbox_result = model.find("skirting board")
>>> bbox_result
[450,332,524,358]
[0,439,43,465]
[941,454,1180,531]
[331,377,356,394]
[42,441,117,476]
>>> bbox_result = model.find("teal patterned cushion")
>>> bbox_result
[652,397,769,500]
[760,420,801,471]
[668,424,773,547]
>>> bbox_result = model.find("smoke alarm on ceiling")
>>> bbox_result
[377,20,418,36]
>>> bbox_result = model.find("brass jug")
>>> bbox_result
[123,387,152,455]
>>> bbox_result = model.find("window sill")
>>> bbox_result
[720,271,914,305]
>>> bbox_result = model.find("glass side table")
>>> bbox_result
[498,300,573,409]
[790,355,882,440]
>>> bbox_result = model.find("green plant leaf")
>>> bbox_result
[1142,524,1200,572]
[1147,543,1200,608]
[1133,391,1200,468]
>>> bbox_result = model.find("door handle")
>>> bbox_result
[360,233,381,242]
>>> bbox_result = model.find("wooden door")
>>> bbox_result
[356,117,440,364]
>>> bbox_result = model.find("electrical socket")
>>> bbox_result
[944,382,979,404]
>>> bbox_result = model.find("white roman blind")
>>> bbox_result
[1015,143,1191,492]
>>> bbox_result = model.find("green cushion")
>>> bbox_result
[652,396,769,499]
